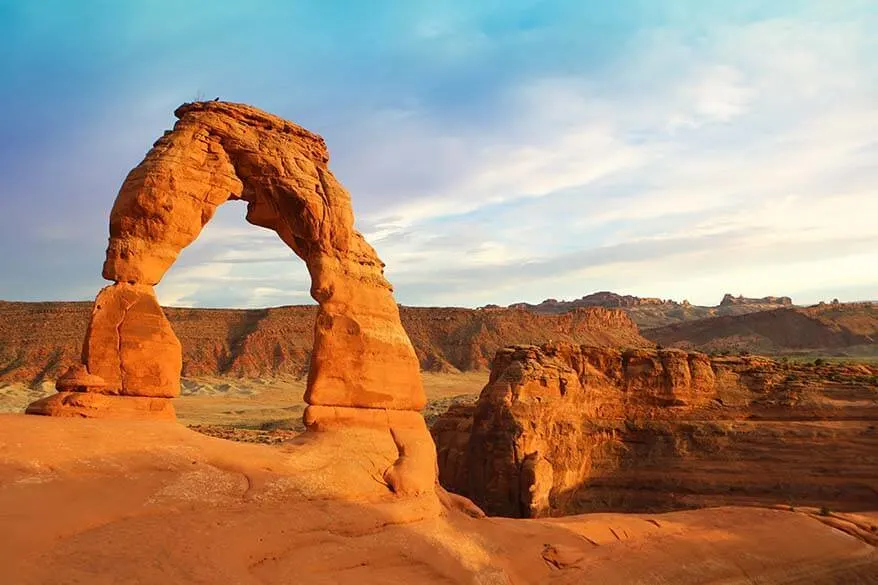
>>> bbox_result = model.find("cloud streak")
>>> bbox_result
[0,3,875,308]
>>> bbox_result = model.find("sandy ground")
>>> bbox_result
[2,414,877,584]
[0,371,487,431]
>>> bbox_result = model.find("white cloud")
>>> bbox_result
[358,17,877,306]
[140,15,877,308]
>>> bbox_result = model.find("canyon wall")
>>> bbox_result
[432,343,878,517]
[0,302,647,385]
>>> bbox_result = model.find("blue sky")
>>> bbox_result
[1,0,876,308]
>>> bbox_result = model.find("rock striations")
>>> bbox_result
[1,302,647,384]
[26,102,424,432]
[433,343,878,518]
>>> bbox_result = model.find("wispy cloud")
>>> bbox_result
[339,16,878,306]
[1,3,875,308]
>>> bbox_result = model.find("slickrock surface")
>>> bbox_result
[433,343,878,518]
[3,414,877,585]
[0,301,647,384]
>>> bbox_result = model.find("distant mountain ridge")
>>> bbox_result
[3,294,874,389]
[719,293,792,307]
[0,301,648,387]
[504,291,798,328]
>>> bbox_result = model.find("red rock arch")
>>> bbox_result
[27,102,426,428]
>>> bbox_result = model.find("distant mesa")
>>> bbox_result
[720,293,793,307]
[0,302,648,385]
[504,291,798,329]
[647,302,878,354]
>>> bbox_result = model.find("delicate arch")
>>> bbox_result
[28,102,425,423]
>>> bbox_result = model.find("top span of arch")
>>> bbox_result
[103,100,365,288]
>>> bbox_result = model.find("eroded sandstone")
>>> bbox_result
[0,303,649,384]
[433,343,878,517]
[27,101,424,424]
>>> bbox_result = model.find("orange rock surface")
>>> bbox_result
[82,283,181,397]
[25,392,176,420]
[0,302,648,384]
[433,343,878,518]
[27,101,426,421]
[3,414,877,584]
[53,364,106,392]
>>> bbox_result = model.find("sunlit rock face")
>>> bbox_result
[27,101,425,424]
[433,343,878,518]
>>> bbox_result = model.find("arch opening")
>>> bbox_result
[154,198,313,310]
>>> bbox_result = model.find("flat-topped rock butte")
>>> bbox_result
[5,102,878,583]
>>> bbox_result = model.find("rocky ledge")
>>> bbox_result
[433,343,878,518]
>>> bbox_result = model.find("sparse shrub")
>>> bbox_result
[819,505,832,516]
[814,358,826,366]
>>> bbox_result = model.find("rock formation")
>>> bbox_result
[27,101,425,432]
[1,301,649,385]
[720,293,793,307]
[507,291,801,328]
[433,343,878,517]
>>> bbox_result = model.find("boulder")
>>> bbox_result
[54,364,107,392]
[26,392,175,420]
[81,283,181,397]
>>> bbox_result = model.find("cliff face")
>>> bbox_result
[432,343,878,518]
[0,302,648,385]
[402,306,645,372]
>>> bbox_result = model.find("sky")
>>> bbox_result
[1,0,876,308]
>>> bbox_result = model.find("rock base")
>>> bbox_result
[25,392,175,421]
[304,404,438,496]
[303,404,426,431]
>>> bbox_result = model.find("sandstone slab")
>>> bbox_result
[25,392,175,420]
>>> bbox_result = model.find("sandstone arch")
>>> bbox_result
[27,101,426,429]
